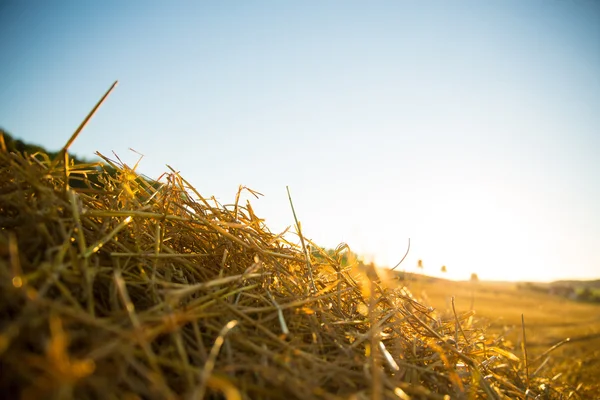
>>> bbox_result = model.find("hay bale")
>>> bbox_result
[0,142,570,399]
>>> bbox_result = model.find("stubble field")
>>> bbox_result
[403,276,600,397]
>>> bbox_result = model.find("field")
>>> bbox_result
[402,275,600,397]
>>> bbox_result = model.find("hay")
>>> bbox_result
[0,137,572,399]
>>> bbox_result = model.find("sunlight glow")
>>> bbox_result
[1,1,598,283]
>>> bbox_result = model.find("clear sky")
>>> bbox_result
[1,1,599,282]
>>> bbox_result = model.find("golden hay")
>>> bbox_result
[0,79,576,400]
[0,142,575,400]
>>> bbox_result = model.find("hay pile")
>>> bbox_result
[0,139,570,399]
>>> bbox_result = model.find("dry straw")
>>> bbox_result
[0,84,571,399]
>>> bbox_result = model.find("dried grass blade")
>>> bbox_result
[84,216,133,258]
[51,80,118,168]
[193,320,239,400]
[286,186,316,294]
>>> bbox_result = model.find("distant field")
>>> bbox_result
[401,276,600,397]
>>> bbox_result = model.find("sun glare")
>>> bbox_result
[342,181,566,283]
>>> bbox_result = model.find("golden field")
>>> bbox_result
[403,275,600,398]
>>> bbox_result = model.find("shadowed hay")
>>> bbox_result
[0,145,571,399]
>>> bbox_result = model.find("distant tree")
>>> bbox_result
[578,287,593,302]
[417,259,423,271]
[469,272,479,310]
[440,265,447,273]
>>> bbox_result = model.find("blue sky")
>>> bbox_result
[1,1,599,281]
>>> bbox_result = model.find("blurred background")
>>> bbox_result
[1,0,598,281]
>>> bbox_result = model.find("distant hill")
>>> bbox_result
[551,279,600,289]
[0,127,109,191]
[0,128,161,192]
[389,270,600,303]
[0,127,93,164]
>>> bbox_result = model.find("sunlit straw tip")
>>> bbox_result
[124,216,133,223]
[226,320,238,329]
[379,341,399,371]
[393,387,410,400]
[12,276,23,288]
